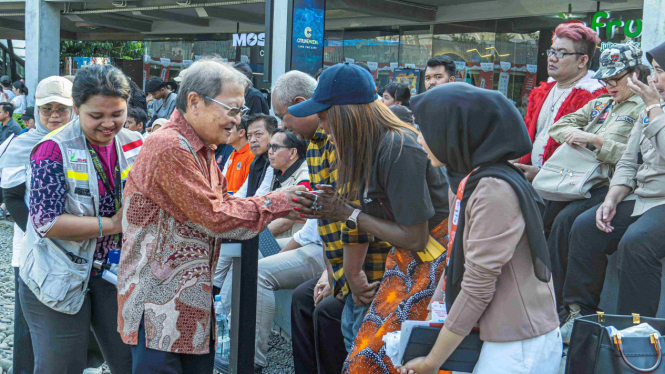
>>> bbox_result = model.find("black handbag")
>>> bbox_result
[566,312,665,374]
[401,326,483,372]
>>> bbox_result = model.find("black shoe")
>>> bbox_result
[254,365,264,374]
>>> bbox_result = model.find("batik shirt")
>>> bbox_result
[307,128,391,297]
[30,139,120,272]
[117,110,291,355]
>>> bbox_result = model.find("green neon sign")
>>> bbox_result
[591,11,642,40]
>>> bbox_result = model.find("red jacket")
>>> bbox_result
[520,71,607,165]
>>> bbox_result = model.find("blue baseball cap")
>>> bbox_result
[289,62,376,118]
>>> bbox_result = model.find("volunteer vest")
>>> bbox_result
[19,120,142,314]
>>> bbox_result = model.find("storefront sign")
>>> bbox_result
[454,61,466,80]
[159,58,171,82]
[394,68,421,95]
[498,62,511,97]
[290,0,326,76]
[591,11,642,40]
[600,41,641,52]
[521,64,538,101]
[233,33,266,47]
[478,62,494,90]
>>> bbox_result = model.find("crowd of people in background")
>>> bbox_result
[0,20,665,374]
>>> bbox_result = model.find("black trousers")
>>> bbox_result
[13,267,33,374]
[563,200,665,317]
[543,186,609,310]
[19,275,133,374]
[291,277,347,374]
[131,316,215,374]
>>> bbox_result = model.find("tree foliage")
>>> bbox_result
[60,41,144,60]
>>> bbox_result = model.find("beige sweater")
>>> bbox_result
[444,177,559,342]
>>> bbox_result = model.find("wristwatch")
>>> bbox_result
[345,209,362,230]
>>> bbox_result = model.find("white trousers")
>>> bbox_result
[455,327,562,374]
[215,238,326,367]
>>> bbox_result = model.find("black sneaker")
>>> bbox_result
[254,365,264,374]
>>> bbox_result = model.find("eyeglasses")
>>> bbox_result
[546,49,584,59]
[599,71,630,87]
[267,143,291,152]
[203,95,249,117]
[39,106,71,117]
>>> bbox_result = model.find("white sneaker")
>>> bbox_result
[560,308,581,344]
[82,367,103,374]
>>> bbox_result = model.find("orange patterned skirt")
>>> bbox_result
[343,220,448,374]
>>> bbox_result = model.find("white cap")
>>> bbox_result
[35,76,74,107]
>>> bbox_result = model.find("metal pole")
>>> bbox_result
[227,236,260,374]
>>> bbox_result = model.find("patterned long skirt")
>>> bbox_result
[343,220,448,374]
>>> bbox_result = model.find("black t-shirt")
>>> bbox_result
[245,86,270,115]
[360,130,449,231]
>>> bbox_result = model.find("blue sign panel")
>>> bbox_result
[291,0,325,76]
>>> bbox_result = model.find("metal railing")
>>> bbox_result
[220,236,260,373]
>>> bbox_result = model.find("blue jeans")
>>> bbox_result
[341,294,370,352]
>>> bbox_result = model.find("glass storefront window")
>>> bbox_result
[144,37,267,88]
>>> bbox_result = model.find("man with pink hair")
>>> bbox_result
[515,22,606,180]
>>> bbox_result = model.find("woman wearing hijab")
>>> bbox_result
[558,41,665,337]
[0,76,74,374]
[399,83,561,374]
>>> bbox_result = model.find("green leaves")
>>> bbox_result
[60,41,145,60]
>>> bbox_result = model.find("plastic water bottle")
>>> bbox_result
[214,295,224,354]
[222,314,231,358]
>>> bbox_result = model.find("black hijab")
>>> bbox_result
[411,83,551,313]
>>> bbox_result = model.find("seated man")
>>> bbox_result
[266,128,310,238]
[214,114,278,302]
[222,116,254,194]
[234,114,277,198]
[125,106,147,135]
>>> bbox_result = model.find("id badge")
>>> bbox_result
[107,248,121,264]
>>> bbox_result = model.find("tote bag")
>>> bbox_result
[532,143,611,201]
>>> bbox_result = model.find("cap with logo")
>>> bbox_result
[35,76,74,107]
[288,62,377,118]
[592,43,643,80]
[20,107,34,120]
[0,75,11,86]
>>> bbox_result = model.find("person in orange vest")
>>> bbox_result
[222,116,255,194]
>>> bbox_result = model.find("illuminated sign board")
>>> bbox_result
[591,11,642,40]
[290,0,325,76]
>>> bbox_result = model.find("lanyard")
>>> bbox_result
[86,140,122,212]
[443,167,478,292]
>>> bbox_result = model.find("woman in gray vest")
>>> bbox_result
[18,65,142,374]
[1,75,74,374]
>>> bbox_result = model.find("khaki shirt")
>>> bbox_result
[549,94,645,164]
[610,101,665,216]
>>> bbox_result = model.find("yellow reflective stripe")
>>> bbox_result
[121,165,132,179]
[66,170,89,181]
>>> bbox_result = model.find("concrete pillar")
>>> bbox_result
[641,0,665,63]
[25,0,61,105]
[270,0,290,88]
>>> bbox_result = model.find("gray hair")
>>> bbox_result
[175,57,249,113]
[272,70,317,107]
